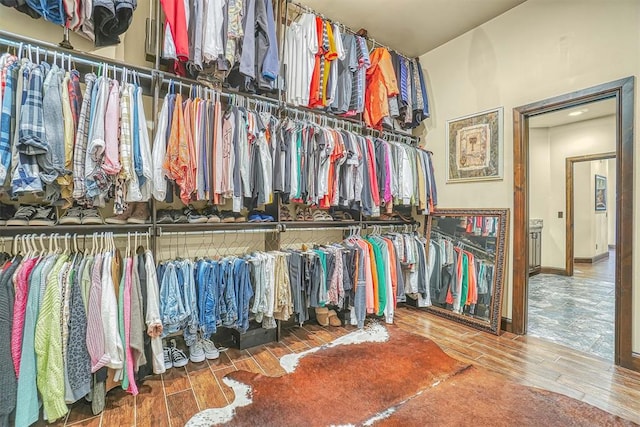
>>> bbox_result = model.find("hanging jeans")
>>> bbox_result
[197,260,218,339]
[219,259,238,328]
[159,264,187,336]
[234,259,253,333]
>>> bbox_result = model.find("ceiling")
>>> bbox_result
[294,0,526,57]
[529,98,617,129]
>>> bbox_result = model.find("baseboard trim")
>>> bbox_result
[630,353,640,372]
[540,267,568,276]
[620,353,640,373]
[501,317,514,334]
[575,252,610,264]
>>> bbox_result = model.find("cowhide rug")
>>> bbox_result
[187,323,636,427]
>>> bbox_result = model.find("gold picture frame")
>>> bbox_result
[446,107,504,183]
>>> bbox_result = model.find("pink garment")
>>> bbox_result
[86,254,110,372]
[123,258,138,395]
[355,240,375,314]
[383,143,392,204]
[365,138,380,207]
[102,80,122,175]
[11,257,39,377]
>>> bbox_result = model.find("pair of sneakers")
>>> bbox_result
[189,337,220,363]
[164,339,189,369]
[59,206,103,225]
[6,205,57,226]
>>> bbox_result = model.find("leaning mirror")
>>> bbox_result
[422,208,509,335]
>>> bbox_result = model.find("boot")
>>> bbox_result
[104,203,136,224]
[127,202,150,224]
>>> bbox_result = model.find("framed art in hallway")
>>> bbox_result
[446,107,504,183]
[595,174,607,211]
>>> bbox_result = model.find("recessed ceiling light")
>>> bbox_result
[568,111,583,117]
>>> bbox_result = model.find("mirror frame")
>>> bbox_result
[424,208,510,335]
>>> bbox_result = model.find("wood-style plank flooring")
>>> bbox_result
[46,307,640,426]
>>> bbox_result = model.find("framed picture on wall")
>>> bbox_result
[595,174,607,211]
[446,107,504,183]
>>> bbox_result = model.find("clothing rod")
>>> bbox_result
[156,72,281,106]
[430,230,494,257]
[1,231,150,240]
[282,226,358,233]
[0,31,155,82]
[157,228,279,236]
[0,29,420,143]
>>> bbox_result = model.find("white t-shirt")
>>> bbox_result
[284,13,318,106]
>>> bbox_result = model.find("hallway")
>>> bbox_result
[527,250,615,360]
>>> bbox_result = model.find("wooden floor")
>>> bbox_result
[574,248,616,282]
[41,307,640,426]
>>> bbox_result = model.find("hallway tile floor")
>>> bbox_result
[527,257,615,360]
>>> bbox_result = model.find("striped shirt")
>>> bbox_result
[13,63,44,194]
[72,73,96,203]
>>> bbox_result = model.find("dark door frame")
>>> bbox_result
[566,152,616,276]
[513,77,636,370]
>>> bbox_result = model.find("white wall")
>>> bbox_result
[545,117,616,266]
[575,160,610,260]
[608,158,617,248]
[573,162,593,259]
[419,0,640,351]
[528,128,550,223]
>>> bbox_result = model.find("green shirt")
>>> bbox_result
[35,255,69,422]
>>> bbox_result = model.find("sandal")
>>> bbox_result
[332,211,354,222]
[304,208,313,221]
[327,310,342,327]
[295,207,306,221]
[312,210,333,221]
[315,307,329,326]
[280,205,293,221]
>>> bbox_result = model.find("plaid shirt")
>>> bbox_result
[0,57,17,184]
[72,73,96,203]
[12,63,44,194]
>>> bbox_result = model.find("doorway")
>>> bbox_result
[527,124,616,359]
[512,77,636,370]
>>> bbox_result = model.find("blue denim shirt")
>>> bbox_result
[0,60,17,184]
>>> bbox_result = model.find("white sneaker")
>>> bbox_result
[189,340,206,363]
[201,338,220,360]
[170,339,189,368]
[163,347,173,369]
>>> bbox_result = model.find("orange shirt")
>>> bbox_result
[308,17,325,108]
[384,239,398,307]
[364,48,399,129]
[163,94,197,205]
